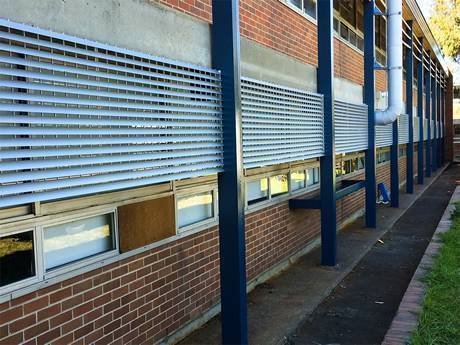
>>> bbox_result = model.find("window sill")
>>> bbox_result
[278,0,317,26]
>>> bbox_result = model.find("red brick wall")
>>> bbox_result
[153,0,388,89]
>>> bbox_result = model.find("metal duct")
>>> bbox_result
[375,0,404,126]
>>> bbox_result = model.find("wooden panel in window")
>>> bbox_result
[118,196,175,253]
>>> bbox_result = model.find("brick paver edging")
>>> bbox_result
[381,185,460,345]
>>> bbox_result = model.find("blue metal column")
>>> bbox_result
[390,114,399,207]
[441,80,445,164]
[405,21,414,193]
[417,38,424,185]
[437,69,442,167]
[425,53,431,177]
[211,1,248,343]
[431,63,437,172]
[317,0,337,266]
[364,0,377,228]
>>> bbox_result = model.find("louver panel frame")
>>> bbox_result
[241,77,324,169]
[0,19,223,208]
[376,123,393,148]
[398,114,409,144]
[424,119,429,140]
[334,100,368,154]
[414,117,420,142]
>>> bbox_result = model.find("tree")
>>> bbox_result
[429,0,460,62]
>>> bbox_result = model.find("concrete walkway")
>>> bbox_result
[175,165,449,345]
[382,183,460,344]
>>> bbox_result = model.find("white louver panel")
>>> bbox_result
[241,77,324,169]
[414,117,420,142]
[398,114,409,144]
[0,20,223,208]
[334,100,368,154]
[423,119,429,140]
[376,123,393,148]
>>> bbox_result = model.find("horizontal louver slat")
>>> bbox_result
[241,77,324,169]
[334,100,368,154]
[0,20,223,208]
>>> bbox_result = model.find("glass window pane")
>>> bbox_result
[313,167,320,184]
[288,0,302,9]
[44,213,115,271]
[303,0,316,18]
[291,170,306,191]
[0,231,35,287]
[178,192,214,229]
[340,22,349,40]
[247,178,269,205]
[270,174,289,198]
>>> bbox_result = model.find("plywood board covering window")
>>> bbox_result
[118,196,175,253]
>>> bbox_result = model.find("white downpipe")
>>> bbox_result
[375,0,403,125]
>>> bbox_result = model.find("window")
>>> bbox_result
[333,0,364,52]
[270,174,289,198]
[247,178,269,205]
[336,154,365,177]
[287,0,317,19]
[0,230,36,288]
[44,214,115,271]
[307,167,320,185]
[377,150,391,164]
[399,146,406,158]
[291,170,307,191]
[1,210,117,294]
[177,191,215,229]
[246,165,319,207]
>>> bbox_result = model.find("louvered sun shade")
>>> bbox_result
[334,100,368,154]
[241,77,324,169]
[398,114,409,144]
[0,19,223,208]
[414,117,420,142]
[375,123,393,148]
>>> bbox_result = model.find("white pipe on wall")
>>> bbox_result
[375,0,404,125]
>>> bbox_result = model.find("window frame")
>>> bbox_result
[282,0,318,23]
[0,208,118,295]
[175,188,219,234]
[40,209,119,280]
[0,227,40,295]
[245,163,320,210]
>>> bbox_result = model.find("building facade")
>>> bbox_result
[0,1,453,344]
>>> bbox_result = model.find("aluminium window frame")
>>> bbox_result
[281,0,318,23]
[175,186,219,235]
[245,162,320,211]
[0,227,41,295]
[0,207,119,295]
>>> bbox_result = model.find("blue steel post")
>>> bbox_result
[317,0,337,266]
[417,38,424,184]
[364,0,376,227]
[437,69,442,166]
[431,63,437,172]
[211,1,248,343]
[441,81,445,163]
[390,114,399,207]
[425,53,431,177]
[405,21,414,193]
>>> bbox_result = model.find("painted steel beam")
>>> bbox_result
[317,0,336,266]
[336,180,366,200]
[391,116,399,207]
[405,21,414,194]
[425,53,431,178]
[431,64,437,172]
[417,38,424,185]
[364,0,377,228]
[211,1,248,343]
